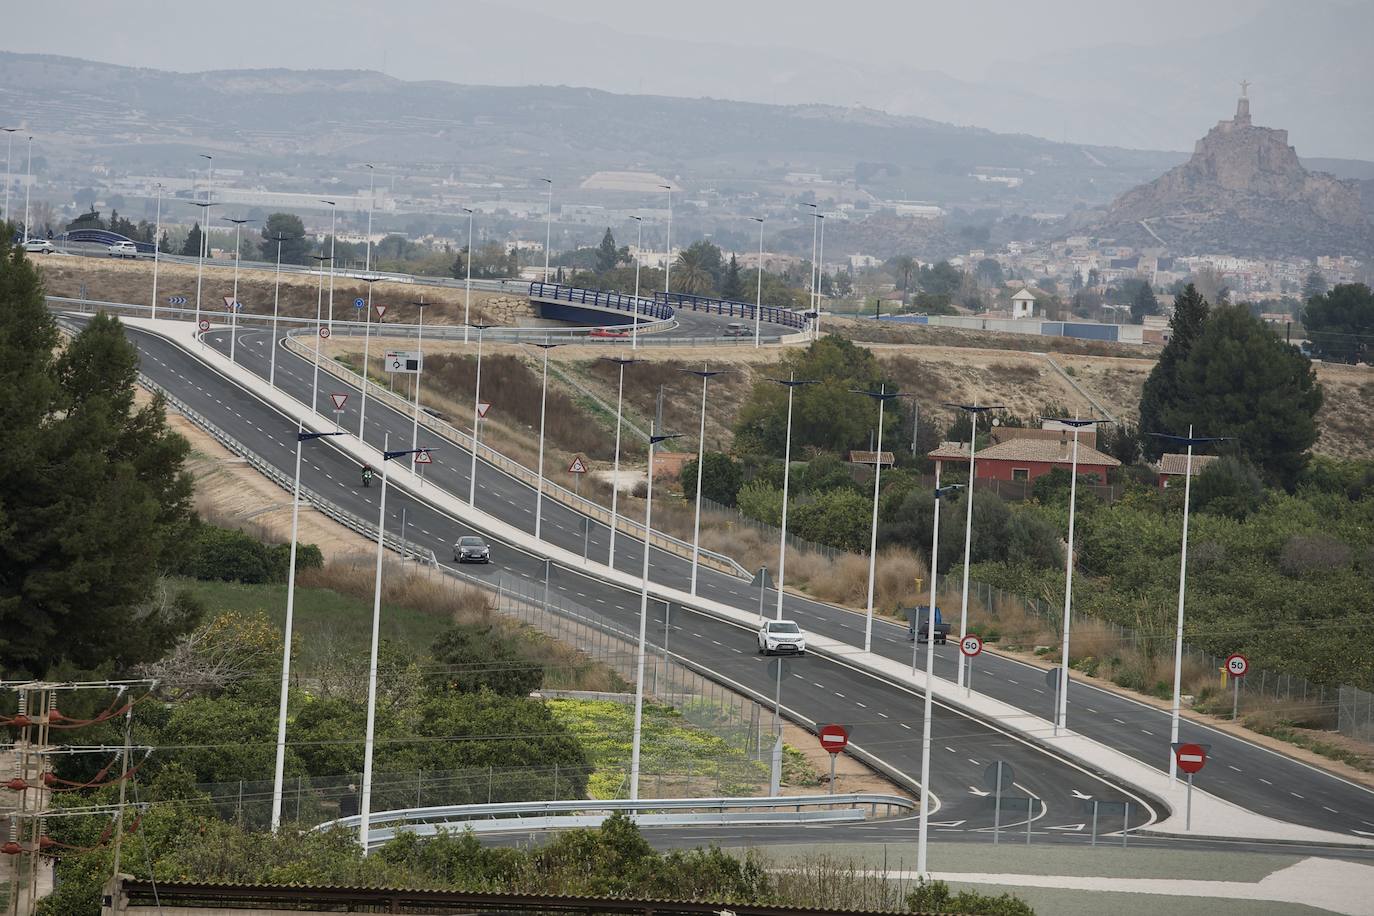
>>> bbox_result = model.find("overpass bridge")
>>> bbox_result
[527,281,809,337]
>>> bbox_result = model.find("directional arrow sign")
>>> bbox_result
[167,295,187,305]
[329,393,348,412]
[476,402,491,419]
[375,304,388,319]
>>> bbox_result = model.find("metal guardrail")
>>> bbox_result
[655,290,809,330]
[320,793,915,846]
[528,281,671,320]
[283,332,751,578]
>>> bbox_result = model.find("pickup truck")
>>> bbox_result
[906,605,950,644]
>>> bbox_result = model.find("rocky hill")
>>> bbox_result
[1087,92,1374,258]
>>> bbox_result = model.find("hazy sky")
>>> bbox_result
[5,0,1371,156]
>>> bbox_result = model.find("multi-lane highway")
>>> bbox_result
[86,310,1374,845]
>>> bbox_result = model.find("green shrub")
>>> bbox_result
[906,878,1036,914]
[180,524,322,584]
[427,624,545,697]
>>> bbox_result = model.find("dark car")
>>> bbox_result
[907,605,950,644]
[453,535,491,564]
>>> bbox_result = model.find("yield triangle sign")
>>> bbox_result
[567,456,588,474]
[374,304,388,319]
[476,402,491,419]
[329,392,348,411]
[414,449,433,464]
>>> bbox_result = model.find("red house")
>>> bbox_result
[928,435,1120,484]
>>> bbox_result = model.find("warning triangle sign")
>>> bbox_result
[476,402,491,419]
[414,449,433,464]
[567,456,588,474]
[329,393,348,411]
[374,304,388,318]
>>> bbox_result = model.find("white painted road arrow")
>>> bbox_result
[1072,790,1093,800]
[1047,823,1086,831]
[968,787,990,797]
[930,820,966,828]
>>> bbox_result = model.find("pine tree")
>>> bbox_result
[1138,284,1209,460]
[1130,283,1159,322]
[1302,270,1329,303]
[0,237,198,675]
[721,254,745,301]
[182,222,204,257]
[595,228,619,275]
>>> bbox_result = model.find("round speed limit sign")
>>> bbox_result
[960,634,984,658]
[319,326,331,339]
[1225,653,1249,678]
[197,318,211,332]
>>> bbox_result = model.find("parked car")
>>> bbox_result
[452,535,491,564]
[907,605,950,644]
[724,322,750,337]
[22,239,55,254]
[108,241,139,259]
[757,619,807,655]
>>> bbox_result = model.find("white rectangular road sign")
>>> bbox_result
[384,350,422,374]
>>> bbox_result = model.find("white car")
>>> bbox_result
[22,239,55,254]
[757,619,807,656]
[108,241,139,259]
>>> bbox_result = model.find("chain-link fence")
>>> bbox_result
[1338,686,1374,741]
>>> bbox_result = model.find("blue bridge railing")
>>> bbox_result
[60,229,156,254]
[528,282,671,320]
[653,290,808,330]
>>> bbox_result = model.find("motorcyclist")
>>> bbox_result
[361,464,374,487]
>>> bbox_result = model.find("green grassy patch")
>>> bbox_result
[1246,721,1374,772]
[175,577,451,668]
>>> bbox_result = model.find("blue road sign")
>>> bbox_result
[354,297,366,309]
[167,296,188,305]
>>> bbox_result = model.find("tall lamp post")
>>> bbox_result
[308,254,332,414]
[1044,416,1110,734]
[1,127,16,227]
[750,217,765,348]
[321,199,337,338]
[854,384,905,652]
[191,154,213,340]
[917,477,964,875]
[532,341,559,539]
[356,274,384,443]
[461,207,475,342]
[804,203,819,338]
[270,422,343,832]
[222,216,254,364]
[629,215,643,350]
[267,231,299,388]
[408,299,429,471]
[660,185,673,294]
[359,435,434,849]
[21,135,32,243]
[814,214,826,341]
[540,177,553,282]
[602,356,639,569]
[946,402,1005,687]
[630,431,682,801]
[1153,427,1226,780]
[770,375,818,619]
[683,365,724,596]
[150,183,164,318]
[468,323,495,506]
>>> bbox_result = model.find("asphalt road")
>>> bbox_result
[90,312,1374,844]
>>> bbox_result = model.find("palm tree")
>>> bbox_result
[674,247,714,295]
[890,255,916,304]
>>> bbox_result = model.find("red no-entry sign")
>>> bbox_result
[818,723,849,754]
[1174,742,1207,774]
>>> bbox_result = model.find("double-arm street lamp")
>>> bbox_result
[468,323,496,507]
[946,402,1005,688]
[854,384,906,651]
[751,217,765,348]
[602,356,640,569]
[532,341,559,540]
[308,254,333,414]
[630,215,643,350]
[684,366,725,596]
[267,231,301,388]
[541,178,553,282]
[770,375,817,619]
[222,216,254,364]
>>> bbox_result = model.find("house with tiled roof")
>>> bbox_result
[928,433,1120,484]
[1155,452,1220,489]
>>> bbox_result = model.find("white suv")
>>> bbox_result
[22,239,55,254]
[108,241,139,259]
[757,619,807,656]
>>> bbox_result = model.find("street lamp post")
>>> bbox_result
[1,127,16,227]
[684,366,724,596]
[223,216,254,364]
[308,254,332,415]
[267,232,298,388]
[150,183,164,318]
[770,375,817,619]
[1045,416,1110,734]
[751,217,764,347]
[854,385,904,652]
[814,214,826,341]
[408,299,429,471]
[191,154,213,341]
[602,356,639,569]
[462,207,474,342]
[468,323,495,507]
[322,200,337,339]
[356,274,384,444]
[804,203,818,338]
[21,135,32,243]
[1153,427,1225,780]
[630,432,682,801]
[946,402,1005,687]
[270,422,343,832]
[540,177,553,282]
[661,185,673,294]
[630,215,643,350]
[917,475,964,875]
[359,435,433,849]
[532,341,559,540]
